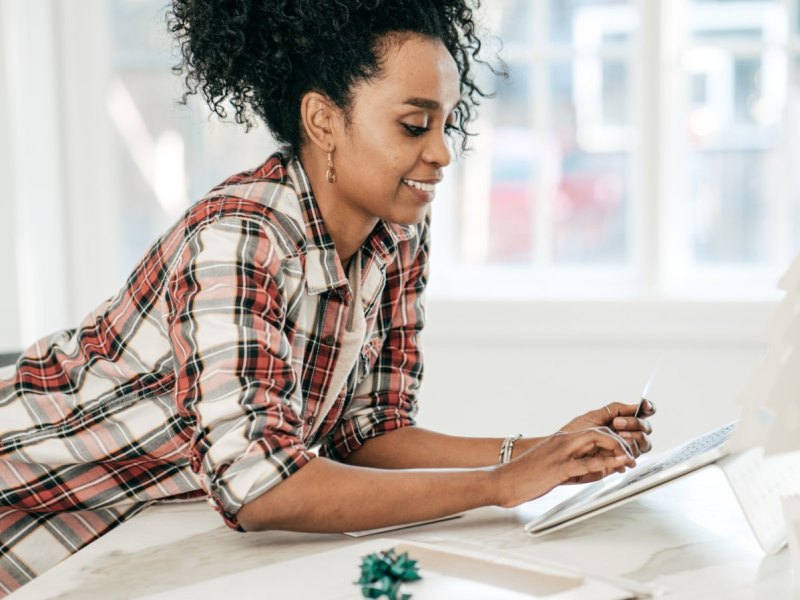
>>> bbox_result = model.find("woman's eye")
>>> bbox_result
[444,123,458,136]
[402,124,429,137]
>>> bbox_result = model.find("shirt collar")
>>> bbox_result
[284,153,417,295]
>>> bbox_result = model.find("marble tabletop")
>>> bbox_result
[8,466,798,599]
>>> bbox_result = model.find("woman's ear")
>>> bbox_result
[300,92,340,152]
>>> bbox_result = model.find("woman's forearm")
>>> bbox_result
[237,427,635,532]
[343,426,544,469]
[236,456,499,532]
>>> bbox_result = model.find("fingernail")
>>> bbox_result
[613,417,627,428]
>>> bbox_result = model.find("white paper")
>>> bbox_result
[761,347,800,456]
[729,304,800,456]
[778,252,800,292]
[135,538,657,599]
[729,251,800,456]
[719,449,800,554]
[765,295,800,340]
[781,496,800,587]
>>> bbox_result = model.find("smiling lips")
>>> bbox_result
[402,179,437,193]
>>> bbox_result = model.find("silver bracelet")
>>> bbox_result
[499,434,524,464]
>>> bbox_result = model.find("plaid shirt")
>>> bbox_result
[0,152,428,595]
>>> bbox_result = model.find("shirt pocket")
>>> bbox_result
[356,334,384,384]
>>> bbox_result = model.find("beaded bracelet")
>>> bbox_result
[499,434,524,464]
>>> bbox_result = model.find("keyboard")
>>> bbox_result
[609,422,737,493]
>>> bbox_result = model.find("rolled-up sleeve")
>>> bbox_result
[319,218,429,462]
[165,216,312,530]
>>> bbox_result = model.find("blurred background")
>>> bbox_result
[1,0,797,449]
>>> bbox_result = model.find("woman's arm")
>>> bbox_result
[342,399,655,470]
[343,427,544,469]
[237,427,635,532]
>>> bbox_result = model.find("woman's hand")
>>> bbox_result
[494,428,636,508]
[558,401,656,457]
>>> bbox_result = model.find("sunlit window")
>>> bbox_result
[106,1,275,274]
[431,0,800,297]
[439,0,636,293]
[679,0,793,267]
[102,0,800,296]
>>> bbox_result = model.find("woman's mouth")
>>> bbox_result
[402,179,436,193]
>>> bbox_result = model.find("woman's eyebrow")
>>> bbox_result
[402,97,442,110]
[402,97,461,118]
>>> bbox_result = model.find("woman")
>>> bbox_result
[0,0,654,594]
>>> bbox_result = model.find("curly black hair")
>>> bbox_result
[167,0,502,153]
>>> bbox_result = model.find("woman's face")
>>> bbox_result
[330,34,462,226]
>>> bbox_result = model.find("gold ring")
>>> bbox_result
[605,405,612,418]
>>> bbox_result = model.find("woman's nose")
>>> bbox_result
[423,129,453,168]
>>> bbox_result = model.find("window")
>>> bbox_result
[666,0,798,288]
[104,0,800,298]
[430,0,800,298]
[106,1,276,275]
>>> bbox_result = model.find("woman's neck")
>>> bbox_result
[298,149,378,267]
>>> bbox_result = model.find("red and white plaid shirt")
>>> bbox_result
[0,151,428,595]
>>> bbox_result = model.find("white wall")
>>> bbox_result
[55,0,120,323]
[1,0,72,347]
[0,0,118,353]
[417,300,771,452]
[0,1,20,349]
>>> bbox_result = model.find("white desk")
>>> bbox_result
[9,467,797,599]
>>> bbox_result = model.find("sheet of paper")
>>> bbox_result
[728,342,794,454]
[731,254,800,455]
[762,347,800,456]
[344,513,464,537]
[765,295,800,341]
[136,538,657,599]
[781,496,800,587]
[778,252,800,292]
[719,449,800,554]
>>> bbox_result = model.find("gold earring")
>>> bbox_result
[326,146,337,184]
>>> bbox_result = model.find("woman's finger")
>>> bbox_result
[611,416,652,434]
[596,426,637,459]
[567,427,636,462]
[632,431,652,453]
[604,401,645,420]
[568,453,632,480]
[618,430,652,454]
[617,430,642,456]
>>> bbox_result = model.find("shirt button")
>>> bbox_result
[307,415,315,426]
[322,335,336,345]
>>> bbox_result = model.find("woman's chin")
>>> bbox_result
[389,210,427,227]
